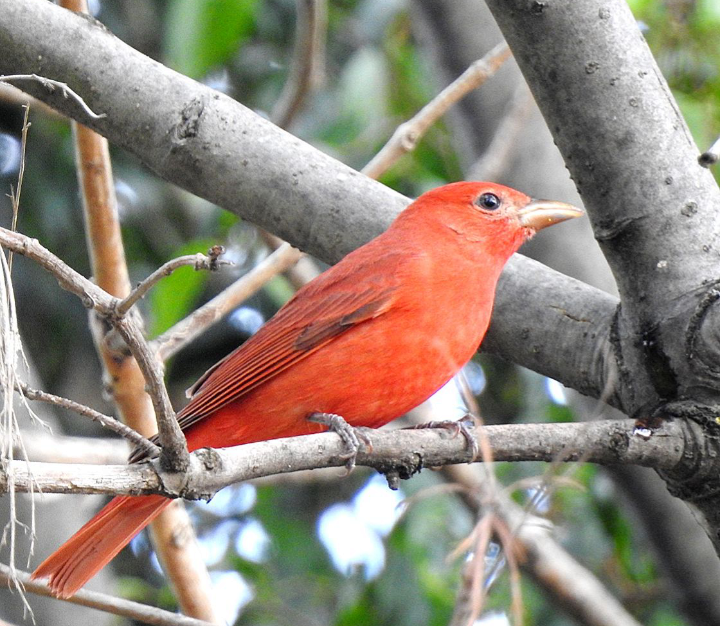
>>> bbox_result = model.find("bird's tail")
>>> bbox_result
[31,494,171,598]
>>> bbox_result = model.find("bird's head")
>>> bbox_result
[396,181,583,261]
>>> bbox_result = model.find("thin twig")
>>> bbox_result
[362,42,511,179]
[258,231,319,290]
[699,134,720,167]
[0,564,214,626]
[115,246,231,317]
[0,74,106,119]
[15,382,159,459]
[152,242,303,361]
[114,313,188,472]
[467,84,532,181]
[7,103,30,274]
[271,0,327,128]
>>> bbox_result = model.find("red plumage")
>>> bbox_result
[32,181,581,597]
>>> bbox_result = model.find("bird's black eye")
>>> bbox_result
[476,192,501,211]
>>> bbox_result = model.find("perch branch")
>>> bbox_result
[1,419,689,498]
[362,42,511,179]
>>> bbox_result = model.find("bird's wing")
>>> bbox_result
[173,248,409,431]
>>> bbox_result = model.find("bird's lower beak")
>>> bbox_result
[518,199,584,231]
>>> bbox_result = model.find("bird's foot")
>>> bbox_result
[406,414,479,460]
[308,412,373,472]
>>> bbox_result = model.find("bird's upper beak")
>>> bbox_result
[518,199,584,231]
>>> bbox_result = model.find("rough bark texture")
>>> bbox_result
[485,0,720,417]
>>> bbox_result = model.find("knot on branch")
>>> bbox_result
[654,401,720,501]
[686,285,720,378]
[152,447,224,502]
[373,454,424,491]
[203,245,226,271]
[173,96,205,142]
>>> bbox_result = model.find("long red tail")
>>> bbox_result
[31,494,171,598]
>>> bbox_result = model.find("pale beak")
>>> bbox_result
[518,199,584,231]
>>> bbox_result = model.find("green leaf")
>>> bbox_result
[164,0,259,78]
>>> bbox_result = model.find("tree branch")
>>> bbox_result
[270,0,327,128]
[0,227,189,471]
[0,0,618,405]
[16,382,159,459]
[150,243,303,361]
[0,419,693,498]
[115,246,230,317]
[484,0,720,415]
[0,564,214,626]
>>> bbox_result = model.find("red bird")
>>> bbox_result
[32,181,582,597]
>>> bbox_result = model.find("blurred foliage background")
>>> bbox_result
[0,1,719,625]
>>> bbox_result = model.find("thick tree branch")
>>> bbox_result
[0,0,617,405]
[0,420,694,498]
[483,0,720,557]
[484,0,720,415]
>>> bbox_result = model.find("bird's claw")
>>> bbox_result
[308,412,372,473]
[407,414,479,461]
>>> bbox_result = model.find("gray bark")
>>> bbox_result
[481,0,720,586]
[411,3,720,624]
[0,0,616,406]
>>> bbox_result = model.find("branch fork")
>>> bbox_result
[0,227,232,474]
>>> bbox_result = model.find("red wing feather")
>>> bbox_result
[175,281,399,431]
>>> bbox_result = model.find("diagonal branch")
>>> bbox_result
[0,0,618,406]
[362,42,511,179]
[16,382,159,459]
[151,243,303,361]
[0,564,214,626]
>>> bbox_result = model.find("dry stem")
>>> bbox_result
[0,563,214,626]
[116,246,230,316]
[151,242,303,361]
[16,382,159,459]
[0,74,105,119]
[362,42,511,179]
